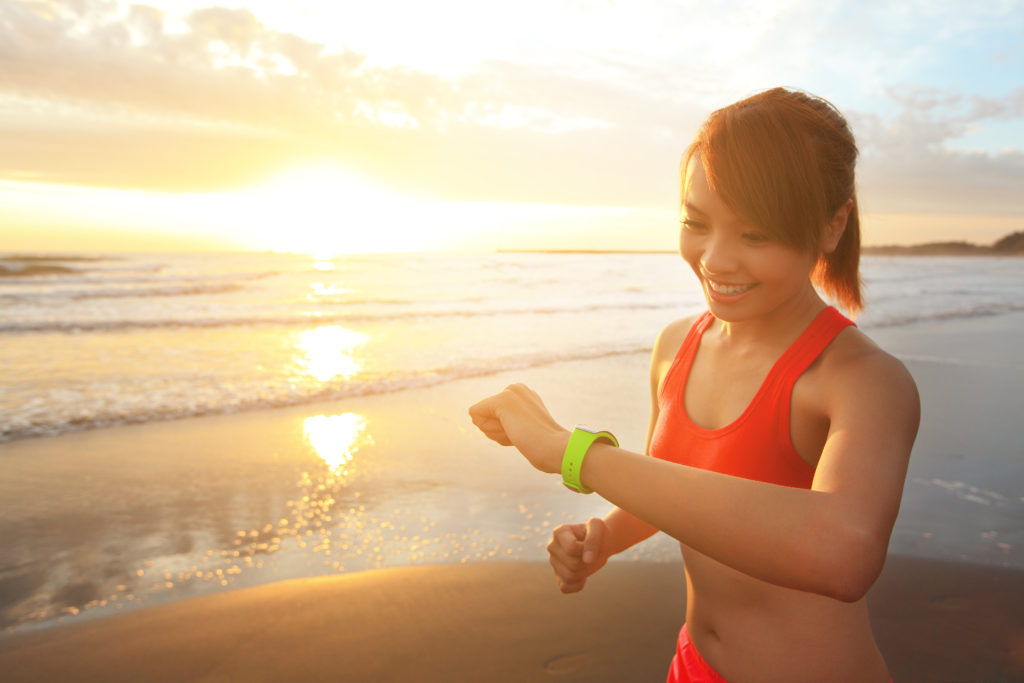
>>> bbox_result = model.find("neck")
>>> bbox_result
[712,287,827,349]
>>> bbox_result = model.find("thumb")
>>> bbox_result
[581,517,605,565]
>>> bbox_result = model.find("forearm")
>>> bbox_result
[602,506,659,556]
[581,443,882,601]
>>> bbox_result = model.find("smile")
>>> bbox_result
[706,279,757,296]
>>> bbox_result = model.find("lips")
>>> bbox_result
[706,279,757,296]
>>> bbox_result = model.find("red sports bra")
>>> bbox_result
[649,307,855,489]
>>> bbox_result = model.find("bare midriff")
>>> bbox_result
[681,545,891,683]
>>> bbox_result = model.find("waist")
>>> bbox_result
[681,545,889,682]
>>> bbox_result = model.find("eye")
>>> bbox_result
[680,219,707,232]
[742,231,770,244]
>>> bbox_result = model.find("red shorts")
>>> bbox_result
[667,624,894,682]
[666,624,729,683]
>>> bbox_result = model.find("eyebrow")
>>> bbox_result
[682,201,707,216]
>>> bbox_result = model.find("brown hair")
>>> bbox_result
[682,87,863,315]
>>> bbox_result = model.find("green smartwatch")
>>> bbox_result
[561,426,618,494]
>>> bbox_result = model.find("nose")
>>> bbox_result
[700,233,739,275]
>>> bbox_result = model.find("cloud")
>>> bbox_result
[0,0,1021,224]
[851,86,1024,216]
[1,0,692,204]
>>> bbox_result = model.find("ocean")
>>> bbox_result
[1,251,1023,631]
[3,251,1023,443]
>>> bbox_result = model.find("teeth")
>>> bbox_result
[708,280,755,295]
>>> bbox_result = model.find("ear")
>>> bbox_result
[822,199,853,254]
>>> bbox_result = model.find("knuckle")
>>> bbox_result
[552,562,571,579]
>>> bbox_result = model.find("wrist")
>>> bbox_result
[549,429,572,473]
[561,426,618,494]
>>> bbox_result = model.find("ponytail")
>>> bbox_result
[814,196,862,316]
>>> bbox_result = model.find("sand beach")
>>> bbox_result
[1,309,1023,681]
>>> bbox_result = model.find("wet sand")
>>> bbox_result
[0,312,1022,680]
[0,557,1021,682]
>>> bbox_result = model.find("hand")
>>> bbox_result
[468,383,570,474]
[547,518,609,593]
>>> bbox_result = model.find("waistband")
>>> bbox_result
[666,624,729,683]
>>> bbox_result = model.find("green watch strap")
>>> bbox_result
[561,426,618,494]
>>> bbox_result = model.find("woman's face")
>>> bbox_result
[679,156,820,323]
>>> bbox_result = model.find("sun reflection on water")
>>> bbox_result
[303,413,369,475]
[295,325,367,382]
[307,282,350,299]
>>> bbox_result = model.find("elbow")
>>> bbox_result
[821,528,886,603]
[829,569,877,604]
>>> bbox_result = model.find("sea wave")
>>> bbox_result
[0,263,80,277]
[0,345,649,443]
[862,302,1024,328]
[80,282,247,300]
[4,297,1022,334]
[0,300,681,334]
[0,270,277,290]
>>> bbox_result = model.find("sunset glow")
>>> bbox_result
[1,0,1021,252]
[240,165,430,256]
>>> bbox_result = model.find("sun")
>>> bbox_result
[242,164,432,257]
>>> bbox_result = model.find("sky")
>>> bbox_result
[1,0,1022,254]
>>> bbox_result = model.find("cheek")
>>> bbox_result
[678,239,703,281]
[678,229,698,265]
[754,248,815,284]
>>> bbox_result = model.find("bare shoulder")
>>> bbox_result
[652,314,700,364]
[820,326,920,422]
[649,313,701,395]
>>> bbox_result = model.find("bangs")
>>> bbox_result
[688,98,830,250]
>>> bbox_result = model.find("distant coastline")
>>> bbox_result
[500,231,1024,256]
[496,249,675,255]
[862,231,1024,256]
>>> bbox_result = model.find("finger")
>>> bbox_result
[558,578,585,594]
[467,396,512,446]
[553,524,586,556]
[581,518,605,565]
[548,529,587,581]
[468,395,501,427]
[548,539,585,571]
[471,421,512,446]
[478,424,513,446]
[549,555,584,583]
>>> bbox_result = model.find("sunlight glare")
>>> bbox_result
[245,164,430,257]
[303,413,370,475]
[295,325,367,382]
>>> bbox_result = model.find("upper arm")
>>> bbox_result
[645,316,695,454]
[811,346,920,556]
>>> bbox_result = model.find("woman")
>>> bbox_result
[469,88,919,682]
